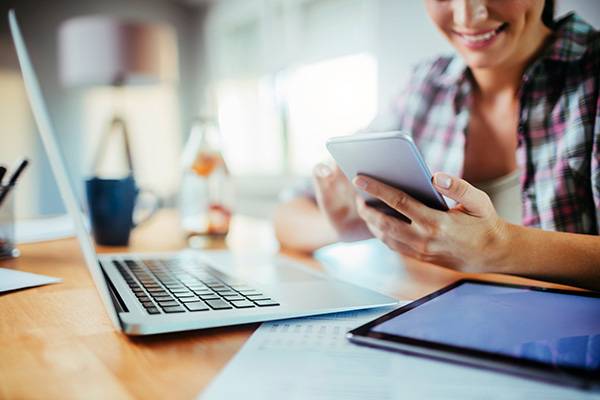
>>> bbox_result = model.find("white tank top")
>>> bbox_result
[474,170,522,225]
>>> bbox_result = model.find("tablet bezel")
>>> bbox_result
[347,279,600,389]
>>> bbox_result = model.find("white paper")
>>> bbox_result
[16,214,75,244]
[200,306,599,400]
[0,267,62,292]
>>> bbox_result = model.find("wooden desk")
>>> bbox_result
[0,210,577,399]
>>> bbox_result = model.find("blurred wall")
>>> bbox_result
[0,0,207,218]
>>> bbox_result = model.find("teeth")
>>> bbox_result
[462,30,496,43]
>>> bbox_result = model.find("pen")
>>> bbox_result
[0,165,6,184]
[0,158,29,207]
[6,158,29,186]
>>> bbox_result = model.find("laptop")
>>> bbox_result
[8,10,397,335]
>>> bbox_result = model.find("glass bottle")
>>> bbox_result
[179,117,233,244]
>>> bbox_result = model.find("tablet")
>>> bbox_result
[347,280,600,389]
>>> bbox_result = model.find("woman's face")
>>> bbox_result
[424,0,549,70]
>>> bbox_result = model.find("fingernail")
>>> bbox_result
[353,176,368,189]
[435,173,452,189]
[314,163,332,178]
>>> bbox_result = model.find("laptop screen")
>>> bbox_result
[9,9,121,329]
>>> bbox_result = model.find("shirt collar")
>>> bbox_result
[543,13,592,63]
[436,56,469,88]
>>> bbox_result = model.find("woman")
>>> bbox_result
[274,0,600,290]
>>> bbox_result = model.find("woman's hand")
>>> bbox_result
[312,162,372,242]
[353,172,510,273]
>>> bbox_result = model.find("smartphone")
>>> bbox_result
[326,131,448,221]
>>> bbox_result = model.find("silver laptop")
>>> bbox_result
[9,10,397,335]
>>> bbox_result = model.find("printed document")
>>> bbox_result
[200,306,599,400]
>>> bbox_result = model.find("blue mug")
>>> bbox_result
[85,175,159,246]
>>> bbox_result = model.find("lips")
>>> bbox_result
[454,23,508,49]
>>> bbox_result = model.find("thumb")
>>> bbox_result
[312,163,335,204]
[433,172,490,216]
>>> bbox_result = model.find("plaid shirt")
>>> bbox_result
[397,13,600,234]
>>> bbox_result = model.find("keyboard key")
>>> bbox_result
[143,284,160,289]
[205,299,233,310]
[199,294,220,300]
[230,285,250,290]
[253,299,280,307]
[141,301,155,308]
[184,302,209,311]
[137,295,151,302]
[206,284,226,290]
[152,295,174,302]
[173,291,194,297]
[193,289,213,295]
[158,301,180,308]
[248,297,272,302]
[147,289,168,294]
[213,288,235,294]
[244,292,265,298]
[238,290,261,295]
[231,300,255,308]
[221,294,244,301]
[180,297,201,303]
[170,288,191,294]
[186,285,207,290]
[146,307,161,314]
[162,305,185,313]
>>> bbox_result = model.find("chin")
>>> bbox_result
[454,46,509,70]
[461,55,501,70]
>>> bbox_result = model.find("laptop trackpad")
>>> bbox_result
[199,251,323,284]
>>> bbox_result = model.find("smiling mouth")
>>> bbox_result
[454,22,509,45]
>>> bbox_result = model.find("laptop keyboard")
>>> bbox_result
[113,258,280,315]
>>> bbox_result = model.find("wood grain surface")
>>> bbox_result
[0,210,578,399]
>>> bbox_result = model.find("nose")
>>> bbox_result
[452,0,488,27]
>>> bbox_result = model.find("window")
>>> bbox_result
[215,53,377,176]
[285,53,378,174]
[215,77,283,176]
[206,0,379,178]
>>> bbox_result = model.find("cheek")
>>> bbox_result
[424,1,454,37]
[490,0,542,31]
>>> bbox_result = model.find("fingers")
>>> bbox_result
[353,175,435,225]
[356,197,423,250]
[361,212,423,260]
[432,172,492,216]
[312,163,334,207]
[312,162,357,224]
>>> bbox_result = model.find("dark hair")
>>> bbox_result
[542,0,555,29]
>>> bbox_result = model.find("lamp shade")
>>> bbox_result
[58,16,178,87]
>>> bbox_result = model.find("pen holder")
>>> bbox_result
[0,188,20,260]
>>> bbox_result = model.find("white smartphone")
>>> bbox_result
[326,131,448,220]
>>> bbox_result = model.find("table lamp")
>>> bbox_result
[58,16,178,173]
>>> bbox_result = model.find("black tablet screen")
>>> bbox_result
[372,282,600,371]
